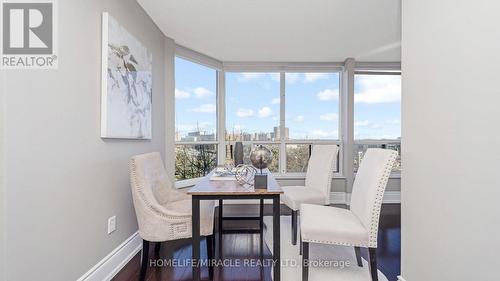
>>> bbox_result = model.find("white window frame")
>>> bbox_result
[174,45,401,188]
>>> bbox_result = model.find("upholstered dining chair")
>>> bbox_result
[281,144,339,245]
[129,152,215,281]
[299,148,398,281]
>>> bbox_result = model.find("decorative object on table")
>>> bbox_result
[211,164,238,181]
[250,145,273,189]
[223,158,235,171]
[101,12,152,139]
[233,142,244,165]
[234,164,257,188]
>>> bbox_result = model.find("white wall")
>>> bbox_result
[1,0,173,280]
[401,1,500,280]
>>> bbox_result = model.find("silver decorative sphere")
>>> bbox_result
[250,145,273,171]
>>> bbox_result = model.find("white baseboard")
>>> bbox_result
[397,276,407,281]
[76,231,142,281]
[330,191,401,205]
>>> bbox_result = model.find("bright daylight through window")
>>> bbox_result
[175,57,218,180]
[354,73,402,172]
[285,73,340,173]
[174,58,401,182]
[225,72,280,172]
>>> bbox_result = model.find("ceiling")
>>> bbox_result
[137,0,401,62]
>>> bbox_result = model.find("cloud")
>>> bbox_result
[191,104,216,113]
[193,87,214,98]
[258,106,273,118]
[176,122,212,132]
[238,73,265,81]
[271,98,280,104]
[354,120,373,127]
[236,108,254,118]
[304,73,329,82]
[354,75,401,104]
[286,73,301,84]
[294,115,305,122]
[175,88,190,99]
[317,88,339,101]
[270,73,280,82]
[319,113,338,121]
[309,129,338,138]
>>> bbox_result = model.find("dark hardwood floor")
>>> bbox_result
[113,204,400,281]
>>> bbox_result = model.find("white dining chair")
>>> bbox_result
[129,152,215,281]
[281,144,339,245]
[300,148,398,281]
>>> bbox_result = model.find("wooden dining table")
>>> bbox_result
[188,170,283,281]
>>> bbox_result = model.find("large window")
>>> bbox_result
[175,57,218,180]
[174,54,402,182]
[224,72,341,174]
[354,72,401,172]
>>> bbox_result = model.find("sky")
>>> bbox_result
[175,57,401,141]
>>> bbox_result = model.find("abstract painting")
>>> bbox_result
[101,12,152,139]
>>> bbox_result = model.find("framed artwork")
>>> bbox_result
[101,12,152,139]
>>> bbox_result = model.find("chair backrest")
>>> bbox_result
[129,152,173,232]
[350,148,398,247]
[304,145,339,205]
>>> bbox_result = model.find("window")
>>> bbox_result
[284,72,341,174]
[285,73,340,140]
[175,57,218,180]
[225,73,280,141]
[354,72,401,172]
[173,54,400,181]
[224,72,341,175]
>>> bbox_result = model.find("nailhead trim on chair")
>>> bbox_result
[367,152,398,248]
[302,238,369,248]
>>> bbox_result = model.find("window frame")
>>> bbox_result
[174,54,222,187]
[174,46,401,188]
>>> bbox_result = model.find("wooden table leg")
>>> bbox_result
[192,196,200,281]
[273,195,281,281]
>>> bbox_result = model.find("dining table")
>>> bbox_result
[188,170,283,281]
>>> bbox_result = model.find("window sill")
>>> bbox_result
[175,177,203,189]
[175,172,400,189]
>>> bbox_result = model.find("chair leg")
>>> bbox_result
[207,235,214,280]
[154,242,161,256]
[299,231,303,255]
[302,242,309,281]
[354,246,363,267]
[368,247,378,281]
[218,199,223,256]
[291,210,298,245]
[139,240,149,281]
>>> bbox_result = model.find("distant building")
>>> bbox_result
[181,131,215,142]
[273,126,289,140]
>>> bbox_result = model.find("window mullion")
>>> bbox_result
[342,58,355,192]
[279,72,286,174]
[217,70,226,165]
